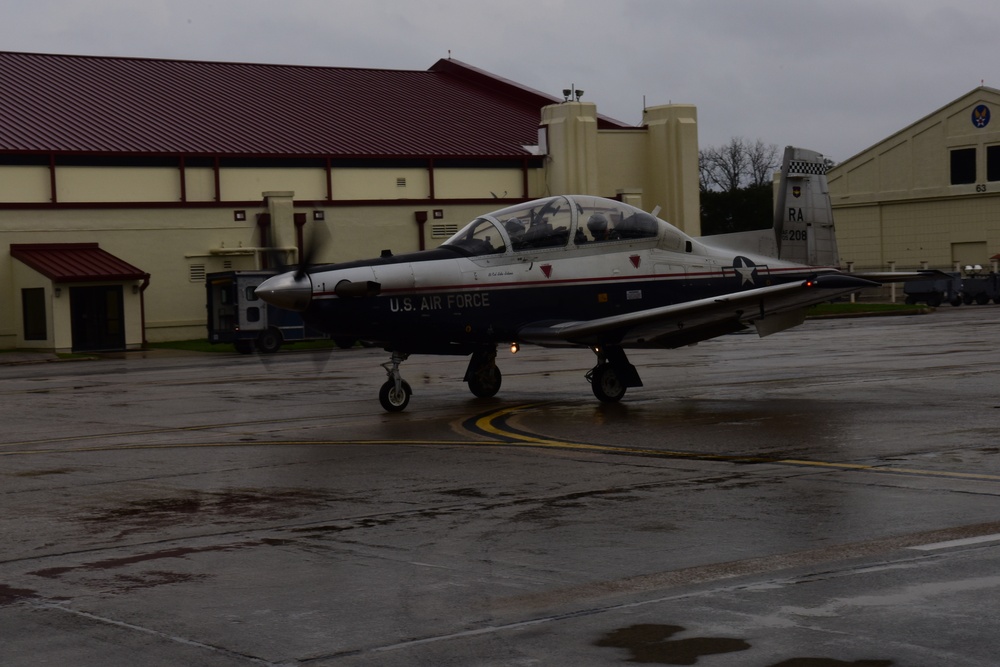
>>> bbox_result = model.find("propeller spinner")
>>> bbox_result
[255,271,312,311]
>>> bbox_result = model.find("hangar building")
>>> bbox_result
[829,87,1000,274]
[1,52,700,353]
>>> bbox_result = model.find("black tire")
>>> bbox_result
[379,380,412,412]
[591,364,626,403]
[234,339,254,355]
[468,364,502,398]
[256,328,282,354]
[334,337,356,349]
[926,294,942,307]
[976,293,989,305]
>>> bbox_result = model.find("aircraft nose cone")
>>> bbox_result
[255,272,312,311]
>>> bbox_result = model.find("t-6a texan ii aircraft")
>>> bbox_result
[256,147,887,412]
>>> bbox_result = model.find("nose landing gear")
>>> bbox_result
[379,351,412,412]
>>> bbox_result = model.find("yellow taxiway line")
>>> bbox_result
[471,404,1000,483]
[3,402,999,483]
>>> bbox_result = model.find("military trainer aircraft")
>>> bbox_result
[256,147,886,412]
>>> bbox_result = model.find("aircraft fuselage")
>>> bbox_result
[297,223,826,353]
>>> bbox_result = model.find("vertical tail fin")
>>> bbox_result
[774,146,840,267]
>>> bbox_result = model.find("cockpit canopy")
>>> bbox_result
[442,195,685,257]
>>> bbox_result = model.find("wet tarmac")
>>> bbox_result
[2,306,1000,666]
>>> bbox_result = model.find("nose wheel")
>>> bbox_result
[379,351,412,412]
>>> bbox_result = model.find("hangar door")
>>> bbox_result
[70,285,125,352]
[952,242,987,269]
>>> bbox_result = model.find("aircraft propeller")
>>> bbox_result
[248,207,345,361]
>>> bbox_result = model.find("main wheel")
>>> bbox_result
[468,365,502,398]
[379,380,412,412]
[590,364,626,403]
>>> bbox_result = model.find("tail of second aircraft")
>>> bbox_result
[697,146,840,268]
[773,146,839,267]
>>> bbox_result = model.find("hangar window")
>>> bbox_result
[950,148,977,185]
[987,146,1000,182]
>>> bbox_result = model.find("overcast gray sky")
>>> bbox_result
[4,0,999,163]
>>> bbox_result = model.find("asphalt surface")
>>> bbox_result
[2,305,999,666]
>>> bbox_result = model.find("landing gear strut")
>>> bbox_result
[464,346,502,398]
[379,351,412,412]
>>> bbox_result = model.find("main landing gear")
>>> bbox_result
[585,345,642,403]
[378,346,503,413]
[464,346,502,398]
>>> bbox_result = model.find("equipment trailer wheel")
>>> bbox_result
[379,380,412,412]
[256,328,282,354]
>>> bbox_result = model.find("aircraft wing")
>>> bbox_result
[518,274,879,349]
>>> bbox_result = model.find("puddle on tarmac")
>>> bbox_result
[594,624,893,666]
[0,584,40,606]
[438,487,489,498]
[767,660,893,666]
[81,488,338,536]
[12,468,77,477]
[770,658,892,667]
[594,624,750,664]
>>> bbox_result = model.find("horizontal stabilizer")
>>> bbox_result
[849,269,950,284]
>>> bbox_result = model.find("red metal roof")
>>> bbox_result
[10,243,148,282]
[0,52,629,159]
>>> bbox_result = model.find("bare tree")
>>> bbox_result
[700,137,779,191]
[745,139,780,188]
[699,137,781,235]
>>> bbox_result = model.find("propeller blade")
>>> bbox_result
[294,222,315,279]
[254,208,331,278]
